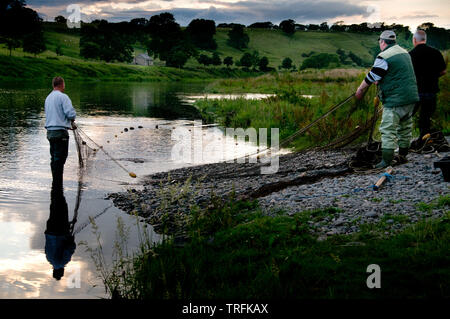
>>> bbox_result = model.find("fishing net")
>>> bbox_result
[70,128,97,235]
[73,128,97,168]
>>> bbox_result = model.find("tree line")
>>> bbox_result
[1,1,448,69]
[0,0,46,56]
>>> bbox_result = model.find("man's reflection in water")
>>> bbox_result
[45,187,76,281]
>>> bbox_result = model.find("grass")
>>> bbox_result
[84,188,450,299]
[185,29,383,69]
[194,60,450,150]
[0,53,263,82]
[417,195,450,214]
[0,26,389,82]
[195,71,378,150]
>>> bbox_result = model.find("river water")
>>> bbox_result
[0,80,259,298]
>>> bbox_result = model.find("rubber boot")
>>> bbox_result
[375,148,394,169]
[397,147,409,164]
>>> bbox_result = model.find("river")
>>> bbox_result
[0,80,260,298]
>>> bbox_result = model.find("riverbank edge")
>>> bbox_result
[108,146,449,238]
[0,54,264,82]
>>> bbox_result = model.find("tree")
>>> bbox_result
[281,57,293,69]
[249,50,260,69]
[248,22,274,29]
[320,22,329,31]
[211,52,221,66]
[280,19,296,35]
[258,56,269,71]
[145,12,195,67]
[197,54,212,66]
[80,20,133,62]
[227,24,249,50]
[186,19,217,50]
[0,1,45,55]
[300,53,339,70]
[223,56,233,67]
[348,51,363,66]
[54,15,66,24]
[23,30,46,56]
[331,21,345,32]
[239,52,253,68]
[166,48,190,68]
[55,44,63,56]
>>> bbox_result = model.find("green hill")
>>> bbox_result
[0,26,414,80]
[193,28,383,68]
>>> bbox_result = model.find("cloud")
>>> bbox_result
[28,0,369,25]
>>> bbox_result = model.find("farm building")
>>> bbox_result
[133,53,153,66]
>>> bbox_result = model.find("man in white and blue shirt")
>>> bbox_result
[45,76,77,189]
[356,30,419,168]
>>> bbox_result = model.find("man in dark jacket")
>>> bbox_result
[409,29,447,140]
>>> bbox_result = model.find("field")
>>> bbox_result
[0,26,393,81]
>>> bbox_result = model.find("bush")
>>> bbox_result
[300,53,339,70]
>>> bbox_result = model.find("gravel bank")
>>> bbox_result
[109,146,449,237]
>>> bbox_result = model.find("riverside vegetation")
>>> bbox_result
[85,184,450,299]
[195,60,450,149]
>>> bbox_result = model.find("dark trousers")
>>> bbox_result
[47,130,69,189]
[413,93,437,138]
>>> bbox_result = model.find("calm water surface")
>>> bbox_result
[0,80,258,298]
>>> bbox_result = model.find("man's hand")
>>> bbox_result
[355,80,370,100]
[355,87,365,100]
[71,120,77,130]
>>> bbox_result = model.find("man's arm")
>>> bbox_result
[356,57,388,99]
[61,94,77,129]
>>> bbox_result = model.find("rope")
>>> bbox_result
[223,92,356,163]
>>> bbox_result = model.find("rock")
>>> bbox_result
[365,211,377,218]
[334,218,346,226]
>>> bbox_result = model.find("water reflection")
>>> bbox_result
[44,188,76,281]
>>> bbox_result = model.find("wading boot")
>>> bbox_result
[395,147,409,165]
[375,148,394,169]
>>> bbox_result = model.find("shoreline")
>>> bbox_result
[109,145,449,238]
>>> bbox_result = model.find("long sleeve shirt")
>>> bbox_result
[364,57,388,85]
[45,90,76,130]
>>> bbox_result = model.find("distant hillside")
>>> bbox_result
[8,25,403,68]
[192,28,387,69]
[0,25,419,81]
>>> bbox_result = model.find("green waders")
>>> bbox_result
[376,103,415,168]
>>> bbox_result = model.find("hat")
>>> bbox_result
[379,30,396,41]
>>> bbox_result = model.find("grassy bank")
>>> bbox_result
[88,192,450,299]
[0,54,263,82]
[195,63,450,149]
[195,71,378,150]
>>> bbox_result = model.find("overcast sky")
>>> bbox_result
[27,0,450,30]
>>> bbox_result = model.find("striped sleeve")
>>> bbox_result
[365,57,388,85]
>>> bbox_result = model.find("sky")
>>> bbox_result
[27,0,450,30]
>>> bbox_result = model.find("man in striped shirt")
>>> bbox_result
[356,30,419,168]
